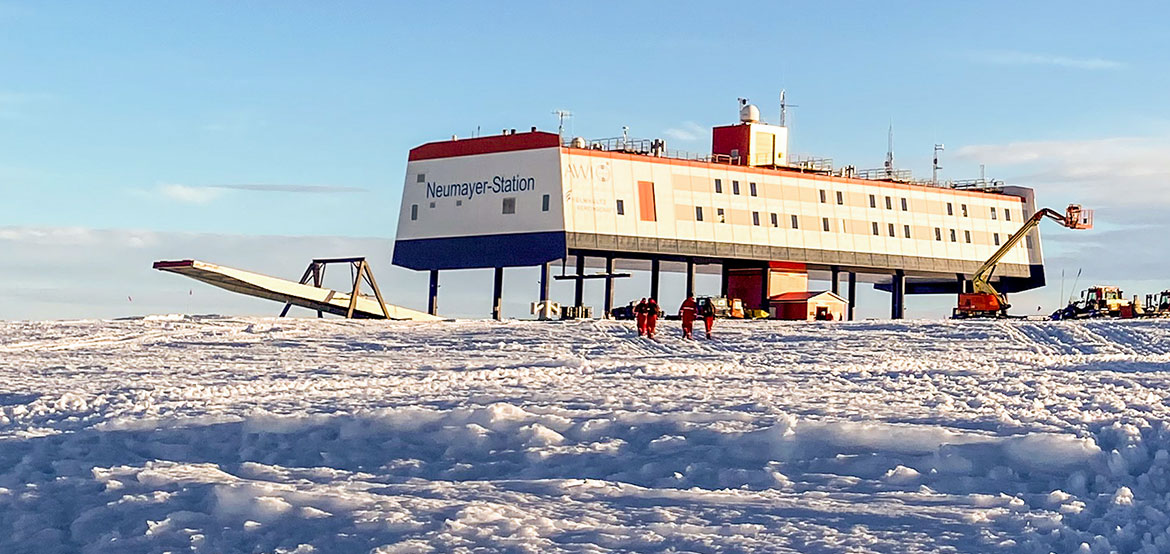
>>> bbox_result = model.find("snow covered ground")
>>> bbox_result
[1,317,1169,553]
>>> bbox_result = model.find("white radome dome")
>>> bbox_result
[740,103,760,123]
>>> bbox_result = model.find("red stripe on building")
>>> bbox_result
[408,131,562,161]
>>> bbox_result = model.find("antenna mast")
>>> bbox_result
[779,90,798,127]
[884,123,895,179]
[932,143,945,186]
[552,109,572,137]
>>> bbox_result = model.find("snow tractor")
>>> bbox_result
[954,204,1093,319]
[1052,286,1134,320]
[1141,290,1170,318]
[698,296,746,319]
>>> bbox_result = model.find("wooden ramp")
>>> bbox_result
[153,259,440,321]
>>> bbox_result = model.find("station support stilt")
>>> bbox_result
[604,256,615,317]
[650,258,661,300]
[574,255,585,307]
[891,270,906,320]
[685,258,695,298]
[428,269,440,316]
[492,267,504,321]
[847,272,857,321]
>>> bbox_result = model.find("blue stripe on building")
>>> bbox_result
[392,231,567,270]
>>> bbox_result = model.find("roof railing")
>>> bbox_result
[561,136,1008,193]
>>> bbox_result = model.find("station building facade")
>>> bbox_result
[393,110,1045,319]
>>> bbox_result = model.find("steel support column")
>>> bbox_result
[603,256,615,317]
[891,270,906,320]
[760,265,771,311]
[492,267,504,321]
[539,262,551,302]
[685,258,695,298]
[428,269,440,316]
[650,258,661,300]
[720,264,730,297]
[847,272,857,321]
[830,265,840,295]
[574,254,585,307]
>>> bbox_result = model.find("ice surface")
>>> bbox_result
[0,317,1169,552]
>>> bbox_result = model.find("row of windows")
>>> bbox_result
[690,206,1031,248]
[409,194,553,220]
[713,178,759,197]
[708,176,1014,221]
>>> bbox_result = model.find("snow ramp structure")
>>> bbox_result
[153,259,439,320]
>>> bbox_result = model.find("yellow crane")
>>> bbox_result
[954,204,1092,318]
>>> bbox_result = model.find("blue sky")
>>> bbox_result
[2,1,1168,320]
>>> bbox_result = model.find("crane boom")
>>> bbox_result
[955,204,1091,318]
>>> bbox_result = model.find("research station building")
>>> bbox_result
[392,103,1045,319]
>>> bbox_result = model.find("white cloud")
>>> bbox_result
[955,136,1170,208]
[966,50,1124,70]
[159,183,223,205]
[155,183,368,204]
[214,184,367,194]
[663,121,706,142]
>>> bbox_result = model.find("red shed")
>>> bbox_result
[769,291,847,321]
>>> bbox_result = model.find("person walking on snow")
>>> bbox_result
[699,298,716,339]
[679,296,697,339]
[646,298,662,338]
[634,298,649,336]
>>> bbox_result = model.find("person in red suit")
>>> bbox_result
[646,298,662,338]
[700,298,716,339]
[678,296,697,339]
[634,298,649,336]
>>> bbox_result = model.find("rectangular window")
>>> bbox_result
[872,222,880,235]
[885,196,892,210]
[456,200,463,206]
[791,214,799,229]
[819,189,827,203]
[541,194,550,212]
[410,204,418,221]
[934,227,942,241]
[888,223,896,237]
[770,213,778,227]
[947,202,954,216]
[749,182,758,196]
[1005,209,1012,221]
[637,180,656,221]
[732,181,740,195]
[993,232,1000,245]
[869,194,876,208]
[416,173,426,183]
[1026,236,1033,248]
[823,217,831,232]
[695,206,704,221]
[950,229,957,242]
[903,224,911,238]
[717,208,726,223]
[991,207,997,220]
[714,179,722,193]
[429,201,436,208]
[961,204,969,217]
[615,199,624,215]
[964,230,972,243]
[503,197,516,214]
[836,191,844,205]
[901,198,908,211]
[752,211,760,226]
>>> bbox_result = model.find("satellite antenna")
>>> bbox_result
[779,90,798,127]
[552,110,572,137]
